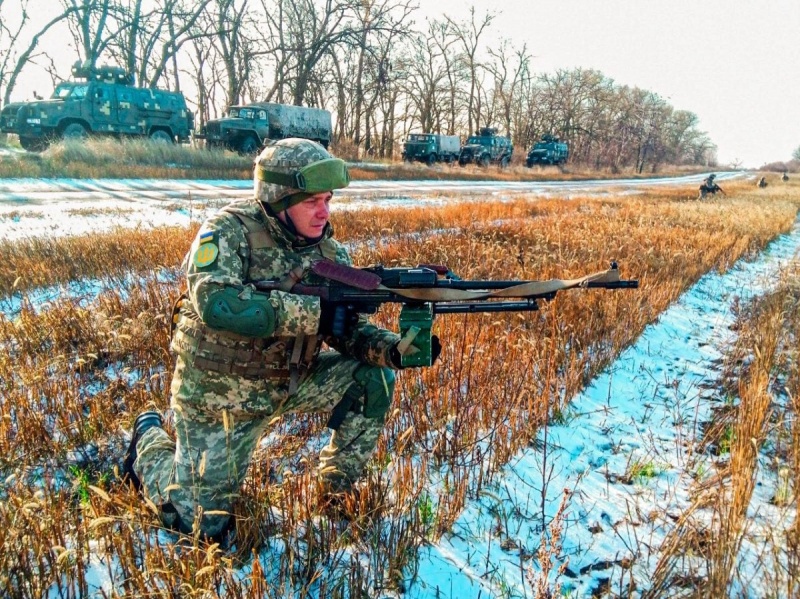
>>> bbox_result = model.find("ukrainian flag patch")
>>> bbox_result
[199,230,215,244]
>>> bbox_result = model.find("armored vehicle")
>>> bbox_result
[457,127,513,167]
[197,102,332,154]
[526,134,569,166]
[2,62,193,151]
[402,133,461,165]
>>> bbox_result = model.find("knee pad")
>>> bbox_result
[353,365,395,421]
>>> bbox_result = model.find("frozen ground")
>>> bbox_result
[1,172,794,597]
[408,219,800,597]
[0,172,744,241]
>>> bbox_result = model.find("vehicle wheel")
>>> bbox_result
[526,160,533,168]
[459,158,467,167]
[238,136,260,155]
[500,156,510,168]
[479,155,490,168]
[427,153,437,166]
[62,122,88,140]
[19,136,48,152]
[149,129,174,144]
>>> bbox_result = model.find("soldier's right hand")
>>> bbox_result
[318,301,358,337]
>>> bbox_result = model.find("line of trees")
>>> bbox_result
[0,0,717,171]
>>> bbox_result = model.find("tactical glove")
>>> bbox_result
[318,301,359,337]
[390,335,442,368]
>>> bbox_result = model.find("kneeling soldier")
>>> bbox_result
[123,138,440,540]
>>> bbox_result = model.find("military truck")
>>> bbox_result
[402,133,461,165]
[526,134,569,166]
[197,102,332,154]
[457,127,513,167]
[1,62,193,151]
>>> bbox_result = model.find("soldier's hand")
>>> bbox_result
[318,301,358,337]
[391,335,442,368]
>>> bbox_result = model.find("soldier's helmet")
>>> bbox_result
[708,173,716,180]
[254,138,350,212]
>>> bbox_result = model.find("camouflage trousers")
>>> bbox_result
[133,351,395,537]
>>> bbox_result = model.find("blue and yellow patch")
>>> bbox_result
[193,230,219,268]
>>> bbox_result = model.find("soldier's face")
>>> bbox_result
[283,191,332,239]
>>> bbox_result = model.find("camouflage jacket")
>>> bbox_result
[173,199,400,376]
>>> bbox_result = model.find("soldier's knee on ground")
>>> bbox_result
[353,365,396,421]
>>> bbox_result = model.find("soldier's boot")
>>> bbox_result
[316,478,359,523]
[122,410,163,491]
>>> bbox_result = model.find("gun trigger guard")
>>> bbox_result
[396,326,421,355]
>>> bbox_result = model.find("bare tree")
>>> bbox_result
[262,0,357,106]
[1,1,78,104]
[445,6,495,136]
[61,0,117,69]
[485,39,532,143]
[213,0,254,106]
[346,0,415,152]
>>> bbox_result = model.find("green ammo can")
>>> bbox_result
[398,304,434,367]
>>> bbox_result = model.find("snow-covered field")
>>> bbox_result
[0,172,743,241]
[2,173,795,597]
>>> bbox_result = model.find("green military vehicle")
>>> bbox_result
[197,102,332,154]
[526,134,569,166]
[402,133,461,165]
[457,127,513,167]
[1,62,194,151]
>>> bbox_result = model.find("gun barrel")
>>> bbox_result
[586,280,639,289]
[433,299,540,314]
[424,278,639,291]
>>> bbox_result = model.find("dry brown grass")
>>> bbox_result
[1,181,799,596]
[645,235,800,597]
[1,135,706,181]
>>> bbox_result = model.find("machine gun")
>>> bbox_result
[255,259,639,367]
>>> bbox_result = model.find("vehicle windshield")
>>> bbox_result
[466,136,487,145]
[228,107,254,119]
[409,134,433,142]
[52,83,88,99]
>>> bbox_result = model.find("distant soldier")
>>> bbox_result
[698,174,724,199]
[757,176,768,188]
[782,172,789,182]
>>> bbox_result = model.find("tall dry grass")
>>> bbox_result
[0,137,252,180]
[0,135,707,181]
[646,237,800,597]
[0,181,798,596]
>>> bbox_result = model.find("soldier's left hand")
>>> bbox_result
[391,335,441,368]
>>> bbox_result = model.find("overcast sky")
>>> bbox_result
[421,0,800,167]
[6,0,800,168]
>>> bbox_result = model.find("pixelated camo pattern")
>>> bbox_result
[254,138,336,205]
[183,199,399,360]
[134,196,400,537]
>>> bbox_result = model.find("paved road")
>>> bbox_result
[0,171,746,205]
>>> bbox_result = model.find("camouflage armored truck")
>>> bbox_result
[402,133,461,165]
[197,102,332,154]
[458,127,513,167]
[526,134,569,166]
[1,62,193,151]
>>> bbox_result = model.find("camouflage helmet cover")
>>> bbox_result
[254,138,347,210]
